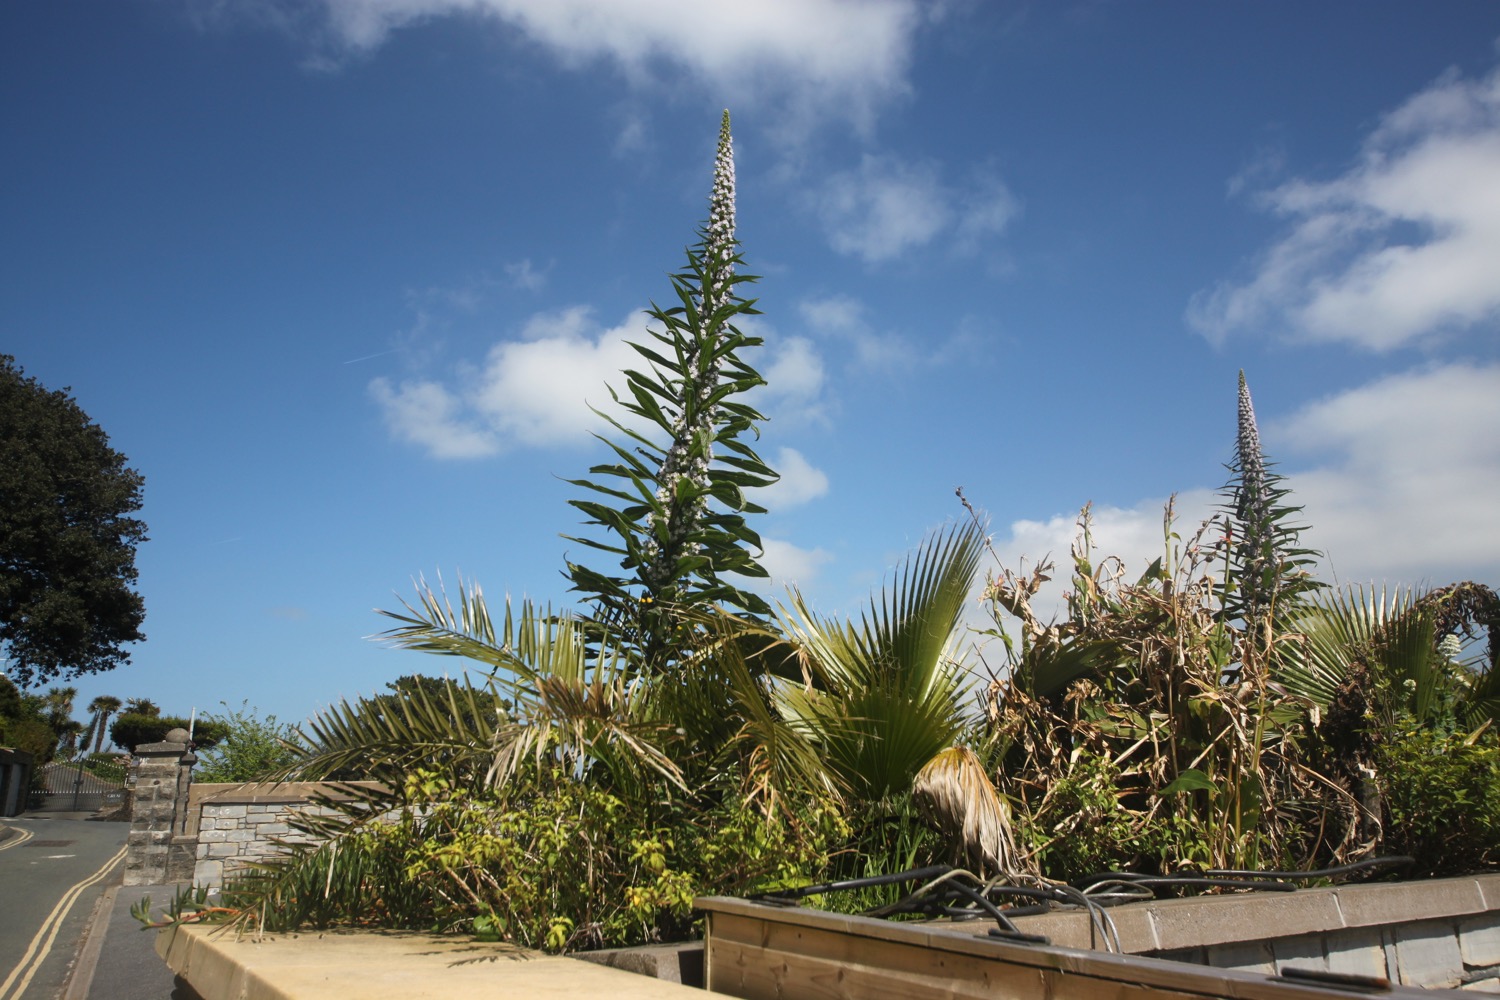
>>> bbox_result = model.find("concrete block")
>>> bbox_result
[256,823,291,836]
[1206,940,1275,974]
[1325,926,1388,981]
[1337,878,1485,927]
[198,830,227,843]
[1271,934,1326,974]
[206,843,239,858]
[1394,922,1464,988]
[194,860,223,888]
[1149,890,1342,950]
[573,942,705,987]
[1462,916,1500,968]
[1461,978,1500,993]
[1474,875,1500,911]
[226,828,255,843]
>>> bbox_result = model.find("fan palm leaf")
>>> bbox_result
[1280,584,1466,727]
[776,521,985,802]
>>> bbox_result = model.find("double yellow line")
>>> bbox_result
[0,826,34,852]
[0,843,126,1000]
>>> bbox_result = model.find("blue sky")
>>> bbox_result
[4,1,1499,728]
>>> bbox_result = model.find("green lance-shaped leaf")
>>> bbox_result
[566,111,779,668]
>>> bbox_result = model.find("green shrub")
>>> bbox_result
[192,703,301,783]
[226,765,845,951]
[1376,725,1500,876]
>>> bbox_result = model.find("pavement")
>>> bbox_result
[65,882,182,1000]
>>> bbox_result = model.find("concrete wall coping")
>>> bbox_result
[187,781,388,807]
[156,923,704,1000]
[136,741,189,755]
[701,872,1499,956]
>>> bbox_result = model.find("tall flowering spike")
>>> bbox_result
[638,111,744,597]
[1235,370,1267,527]
[566,110,777,667]
[704,110,737,318]
[1215,370,1322,641]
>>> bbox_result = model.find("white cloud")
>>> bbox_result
[1190,63,1500,350]
[471,306,640,446]
[232,0,924,132]
[757,334,829,426]
[1277,362,1500,585]
[763,447,829,509]
[373,305,840,462]
[815,154,1017,262]
[985,492,1218,626]
[371,305,643,457]
[983,363,1500,625]
[757,537,834,590]
[368,377,499,458]
[761,335,824,402]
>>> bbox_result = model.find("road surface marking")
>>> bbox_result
[0,844,126,1000]
[0,827,33,852]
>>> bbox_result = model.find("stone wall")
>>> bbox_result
[123,733,197,886]
[187,781,386,889]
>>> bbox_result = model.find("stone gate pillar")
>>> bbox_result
[124,728,197,886]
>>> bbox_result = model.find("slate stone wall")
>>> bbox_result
[186,782,386,889]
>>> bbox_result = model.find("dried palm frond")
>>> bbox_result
[914,746,1027,879]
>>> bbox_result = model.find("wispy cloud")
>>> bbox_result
[798,294,911,367]
[504,258,548,291]
[1189,62,1500,350]
[814,154,1017,263]
[211,0,927,133]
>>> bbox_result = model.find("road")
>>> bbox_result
[0,815,126,1000]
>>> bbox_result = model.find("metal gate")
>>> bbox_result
[28,758,128,812]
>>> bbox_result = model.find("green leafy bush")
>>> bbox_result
[193,703,301,783]
[1376,725,1500,876]
[229,765,844,951]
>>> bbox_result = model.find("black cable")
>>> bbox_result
[1204,856,1414,881]
[755,864,952,901]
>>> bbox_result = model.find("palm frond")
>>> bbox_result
[775,521,985,801]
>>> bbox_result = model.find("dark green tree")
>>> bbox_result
[565,112,778,670]
[109,712,229,753]
[0,676,58,767]
[0,356,146,686]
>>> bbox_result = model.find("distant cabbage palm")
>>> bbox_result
[84,694,122,754]
[123,697,160,717]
